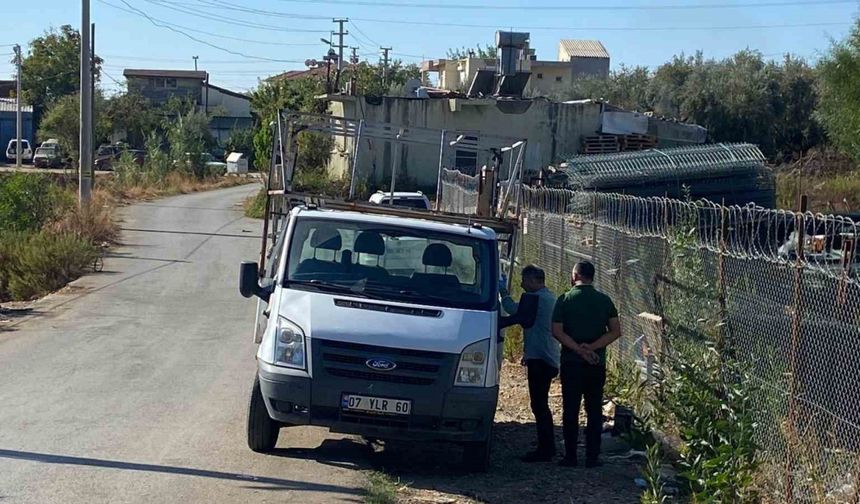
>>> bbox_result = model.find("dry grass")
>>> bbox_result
[44,189,119,245]
[777,171,860,212]
[102,172,253,203]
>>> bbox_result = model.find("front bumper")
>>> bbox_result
[258,366,497,443]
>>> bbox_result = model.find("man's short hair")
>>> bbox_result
[521,264,545,282]
[573,261,595,280]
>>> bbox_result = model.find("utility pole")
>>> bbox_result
[13,44,22,168]
[80,0,93,203]
[193,55,198,71]
[380,47,392,87]
[332,18,348,91]
[91,22,95,183]
[349,47,359,95]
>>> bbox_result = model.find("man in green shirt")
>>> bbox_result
[551,261,621,467]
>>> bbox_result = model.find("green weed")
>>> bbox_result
[364,471,400,504]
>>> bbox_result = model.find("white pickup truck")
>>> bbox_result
[239,203,535,471]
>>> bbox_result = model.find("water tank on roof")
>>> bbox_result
[495,31,529,76]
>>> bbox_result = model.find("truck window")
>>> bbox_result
[285,217,494,310]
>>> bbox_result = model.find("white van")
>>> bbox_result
[239,204,535,471]
[6,139,33,163]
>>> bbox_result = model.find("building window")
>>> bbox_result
[165,77,177,88]
[555,76,563,82]
[454,135,479,175]
[537,73,543,79]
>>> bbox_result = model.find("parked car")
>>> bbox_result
[94,144,144,171]
[174,152,227,175]
[368,191,432,210]
[33,146,63,168]
[5,139,33,163]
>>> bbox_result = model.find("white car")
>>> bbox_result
[239,205,536,471]
[6,139,33,163]
[368,191,431,210]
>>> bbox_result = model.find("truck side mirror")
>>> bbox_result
[499,293,540,329]
[239,261,273,302]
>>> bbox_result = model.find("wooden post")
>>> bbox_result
[785,194,808,504]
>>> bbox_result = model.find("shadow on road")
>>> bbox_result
[0,448,362,496]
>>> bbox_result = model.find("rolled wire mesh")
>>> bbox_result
[438,168,479,215]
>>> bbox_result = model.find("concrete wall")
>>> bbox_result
[205,86,251,118]
[570,57,610,79]
[527,64,573,97]
[327,97,602,192]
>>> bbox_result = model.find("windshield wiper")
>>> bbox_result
[288,279,381,299]
[363,285,460,305]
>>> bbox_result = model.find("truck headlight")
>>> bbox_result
[274,317,306,370]
[455,339,489,387]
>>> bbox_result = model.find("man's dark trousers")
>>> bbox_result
[560,362,606,462]
[527,359,558,455]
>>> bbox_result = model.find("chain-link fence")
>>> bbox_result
[440,172,860,502]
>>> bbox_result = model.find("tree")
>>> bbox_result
[249,76,327,171]
[21,25,102,115]
[348,60,421,96]
[447,44,497,59]
[556,49,822,161]
[37,91,110,164]
[104,92,159,148]
[816,19,860,163]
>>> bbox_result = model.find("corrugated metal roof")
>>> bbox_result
[559,40,609,59]
[0,98,32,113]
[123,68,207,80]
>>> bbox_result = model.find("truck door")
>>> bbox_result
[254,227,287,343]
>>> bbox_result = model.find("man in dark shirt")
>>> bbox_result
[551,261,621,467]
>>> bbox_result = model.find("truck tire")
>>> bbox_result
[247,375,279,452]
[462,433,492,472]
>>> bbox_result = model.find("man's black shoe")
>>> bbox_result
[558,456,578,467]
[585,459,603,468]
[520,451,555,463]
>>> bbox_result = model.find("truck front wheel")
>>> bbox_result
[247,375,279,452]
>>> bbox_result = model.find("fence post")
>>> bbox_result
[591,194,599,264]
[717,201,729,353]
[786,194,807,504]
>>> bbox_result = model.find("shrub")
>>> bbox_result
[244,187,267,219]
[0,231,98,301]
[0,173,67,233]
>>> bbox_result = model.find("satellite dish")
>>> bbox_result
[404,78,421,97]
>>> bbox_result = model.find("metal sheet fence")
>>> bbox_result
[440,174,860,502]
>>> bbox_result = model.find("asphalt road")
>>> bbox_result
[0,185,365,503]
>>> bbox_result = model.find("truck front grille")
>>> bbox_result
[316,339,450,387]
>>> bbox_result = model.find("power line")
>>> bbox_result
[153,0,853,32]
[113,0,307,63]
[271,0,854,10]
[348,21,381,48]
[348,18,851,31]
[98,0,320,46]
[141,0,328,32]
[102,54,302,64]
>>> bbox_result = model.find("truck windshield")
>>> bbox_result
[285,217,495,310]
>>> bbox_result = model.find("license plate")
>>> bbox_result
[341,394,412,416]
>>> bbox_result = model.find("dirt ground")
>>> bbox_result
[374,361,646,504]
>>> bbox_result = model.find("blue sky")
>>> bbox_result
[2,0,857,94]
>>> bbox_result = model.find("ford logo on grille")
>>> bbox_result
[366,358,397,372]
